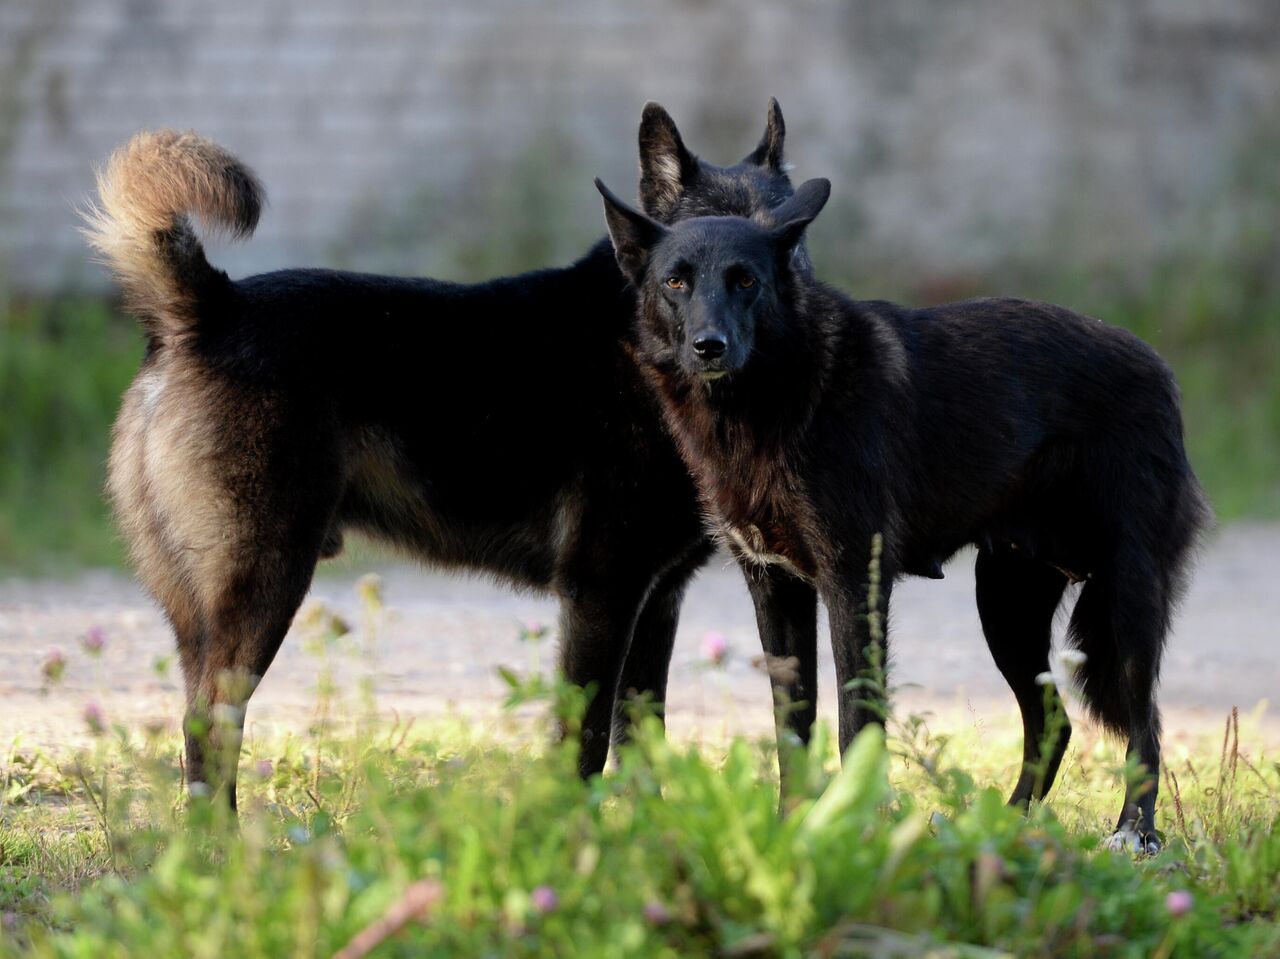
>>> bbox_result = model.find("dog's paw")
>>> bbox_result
[1104,825,1161,856]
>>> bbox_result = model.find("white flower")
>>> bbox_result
[1034,671,1056,686]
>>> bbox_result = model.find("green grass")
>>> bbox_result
[1,589,1278,958]
[1,703,1277,957]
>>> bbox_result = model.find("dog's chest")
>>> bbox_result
[683,416,818,579]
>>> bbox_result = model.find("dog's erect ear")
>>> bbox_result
[769,177,830,253]
[638,102,700,218]
[744,97,786,170]
[597,178,669,284]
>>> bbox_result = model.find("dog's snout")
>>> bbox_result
[692,334,728,360]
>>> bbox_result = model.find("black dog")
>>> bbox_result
[83,102,806,808]
[598,176,1210,853]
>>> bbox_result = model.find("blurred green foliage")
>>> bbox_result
[0,297,142,571]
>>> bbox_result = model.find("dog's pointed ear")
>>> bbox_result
[769,177,830,253]
[597,178,668,284]
[744,97,786,170]
[638,101,700,218]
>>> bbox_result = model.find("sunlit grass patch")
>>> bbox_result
[1,580,1278,957]
[1,682,1277,957]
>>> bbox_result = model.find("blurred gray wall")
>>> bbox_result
[1,0,1278,290]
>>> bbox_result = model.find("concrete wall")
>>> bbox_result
[1,0,1277,290]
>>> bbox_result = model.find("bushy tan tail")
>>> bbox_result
[82,130,263,342]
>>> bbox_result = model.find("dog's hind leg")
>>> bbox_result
[151,403,338,812]
[1068,555,1169,855]
[182,544,323,811]
[610,542,712,751]
[974,548,1070,808]
[144,569,211,788]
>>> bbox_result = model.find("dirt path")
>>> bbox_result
[1,524,1276,752]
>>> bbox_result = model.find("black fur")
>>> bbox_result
[96,104,803,809]
[599,177,1211,853]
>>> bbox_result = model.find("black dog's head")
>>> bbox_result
[597,177,830,381]
[639,99,799,233]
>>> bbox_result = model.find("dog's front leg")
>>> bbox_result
[610,541,713,752]
[555,574,651,779]
[740,562,818,789]
[824,550,895,760]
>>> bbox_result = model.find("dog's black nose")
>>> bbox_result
[692,335,727,359]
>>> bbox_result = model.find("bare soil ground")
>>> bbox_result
[1,524,1276,752]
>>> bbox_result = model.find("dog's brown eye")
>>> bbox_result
[666,277,685,290]
[738,275,755,289]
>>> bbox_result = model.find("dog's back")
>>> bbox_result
[856,295,1211,572]
[89,137,634,620]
